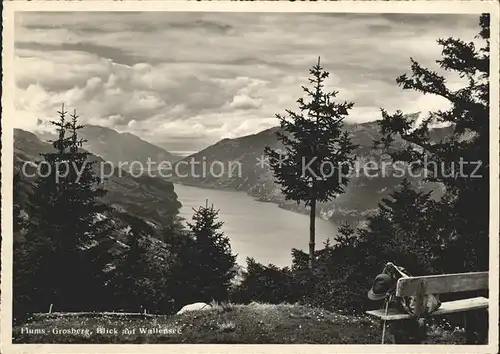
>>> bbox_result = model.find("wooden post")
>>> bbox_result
[414,279,427,318]
[414,279,428,342]
[48,303,53,314]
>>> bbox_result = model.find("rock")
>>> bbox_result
[176,302,212,315]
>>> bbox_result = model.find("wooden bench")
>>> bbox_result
[366,271,489,344]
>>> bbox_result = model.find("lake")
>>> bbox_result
[173,183,338,267]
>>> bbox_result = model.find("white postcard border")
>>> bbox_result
[1,1,499,353]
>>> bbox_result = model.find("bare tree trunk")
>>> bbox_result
[309,198,316,271]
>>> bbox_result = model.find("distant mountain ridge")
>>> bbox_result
[36,124,181,170]
[14,128,181,228]
[170,116,450,222]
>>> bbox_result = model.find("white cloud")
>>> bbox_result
[13,12,482,152]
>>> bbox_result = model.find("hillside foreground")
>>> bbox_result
[13,302,466,344]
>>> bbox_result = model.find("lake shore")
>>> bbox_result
[173,183,338,267]
[170,180,366,223]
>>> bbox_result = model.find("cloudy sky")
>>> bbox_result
[14,12,481,153]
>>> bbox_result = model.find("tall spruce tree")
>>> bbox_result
[377,14,490,272]
[356,178,442,275]
[186,200,237,302]
[265,58,357,271]
[23,104,113,312]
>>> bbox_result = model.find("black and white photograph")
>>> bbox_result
[1,1,499,351]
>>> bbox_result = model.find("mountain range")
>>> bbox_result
[170,114,450,222]
[36,124,181,170]
[14,129,181,230]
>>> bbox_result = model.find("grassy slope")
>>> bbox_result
[12,303,465,344]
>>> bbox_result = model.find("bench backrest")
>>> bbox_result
[395,271,489,297]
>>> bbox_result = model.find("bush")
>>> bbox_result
[231,258,302,304]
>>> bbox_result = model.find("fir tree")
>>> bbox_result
[234,258,297,304]
[265,57,357,271]
[334,222,358,249]
[360,178,441,275]
[21,104,114,312]
[186,200,237,302]
[377,14,490,272]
